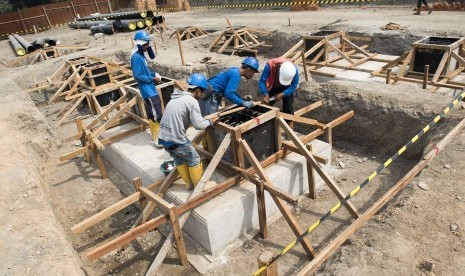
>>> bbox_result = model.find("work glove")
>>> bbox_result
[243,101,254,109]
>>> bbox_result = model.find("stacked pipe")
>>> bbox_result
[69,10,165,35]
[8,35,26,56]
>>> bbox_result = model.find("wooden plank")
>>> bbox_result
[87,93,129,129]
[59,147,89,162]
[307,144,316,199]
[93,147,108,179]
[280,39,303,59]
[71,192,142,234]
[297,117,465,276]
[239,139,315,258]
[55,94,86,126]
[208,30,226,51]
[279,118,360,219]
[294,101,323,116]
[395,50,414,79]
[258,250,278,276]
[48,66,81,104]
[279,113,325,128]
[451,50,465,67]
[343,37,370,57]
[139,187,172,214]
[133,177,147,210]
[431,51,450,83]
[326,41,355,65]
[93,97,137,138]
[169,206,188,266]
[281,142,328,165]
[145,133,232,275]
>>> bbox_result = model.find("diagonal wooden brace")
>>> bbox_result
[279,118,360,219]
[239,139,316,258]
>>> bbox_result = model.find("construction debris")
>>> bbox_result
[380,22,407,31]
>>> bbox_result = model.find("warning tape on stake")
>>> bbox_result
[252,89,465,276]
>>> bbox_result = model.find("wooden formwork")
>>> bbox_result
[209,18,271,57]
[281,30,384,79]
[169,26,208,41]
[7,45,89,67]
[40,56,138,126]
[371,36,465,91]
[59,86,149,179]
[70,101,355,275]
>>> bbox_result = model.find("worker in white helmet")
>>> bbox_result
[258,58,299,114]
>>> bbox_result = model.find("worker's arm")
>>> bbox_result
[223,71,243,106]
[282,66,299,97]
[190,101,213,130]
[258,63,270,95]
[131,55,153,83]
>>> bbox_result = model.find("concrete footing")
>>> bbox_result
[101,122,332,272]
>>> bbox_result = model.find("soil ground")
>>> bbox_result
[1,5,465,276]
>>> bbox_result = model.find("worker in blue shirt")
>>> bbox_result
[258,58,299,115]
[131,30,163,148]
[199,57,259,116]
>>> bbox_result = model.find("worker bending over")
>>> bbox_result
[130,30,163,148]
[158,73,219,190]
[258,58,299,115]
[199,57,260,116]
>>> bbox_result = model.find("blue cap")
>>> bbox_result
[187,73,208,90]
[241,57,260,72]
[134,30,150,41]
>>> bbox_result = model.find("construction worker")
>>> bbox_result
[258,58,299,115]
[199,57,260,116]
[414,0,433,15]
[130,30,163,148]
[158,73,219,190]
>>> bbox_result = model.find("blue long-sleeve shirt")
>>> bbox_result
[130,51,157,99]
[258,63,299,97]
[208,67,243,105]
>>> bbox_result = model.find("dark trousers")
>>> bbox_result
[144,95,163,122]
[418,0,428,7]
[268,87,294,115]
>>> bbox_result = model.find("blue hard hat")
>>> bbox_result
[134,30,150,42]
[187,73,208,90]
[241,57,260,72]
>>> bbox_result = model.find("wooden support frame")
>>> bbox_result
[371,36,465,92]
[71,102,355,275]
[169,26,208,41]
[209,18,271,57]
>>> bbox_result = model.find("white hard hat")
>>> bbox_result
[279,61,297,86]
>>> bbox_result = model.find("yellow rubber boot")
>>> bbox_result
[177,163,193,190]
[148,120,163,148]
[188,162,203,187]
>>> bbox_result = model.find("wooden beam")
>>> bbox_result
[431,52,450,83]
[297,117,465,275]
[144,133,232,275]
[279,118,360,219]
[326,41,355,65]
[139,187,172,214]
[279,113,325,128]
[294,101,323,116]
[240,139,315,258]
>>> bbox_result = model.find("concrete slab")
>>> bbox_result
[99,122,331,273]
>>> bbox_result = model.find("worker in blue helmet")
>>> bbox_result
[130,30,163,148]
[198,56,260,116]
[158,73,219,190]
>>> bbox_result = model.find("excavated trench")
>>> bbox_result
[15,27,465,276]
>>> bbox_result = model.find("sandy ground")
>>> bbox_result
[1,5,465,276]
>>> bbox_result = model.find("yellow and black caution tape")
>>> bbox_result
[156,0,374,12]
[252,90,465,276]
